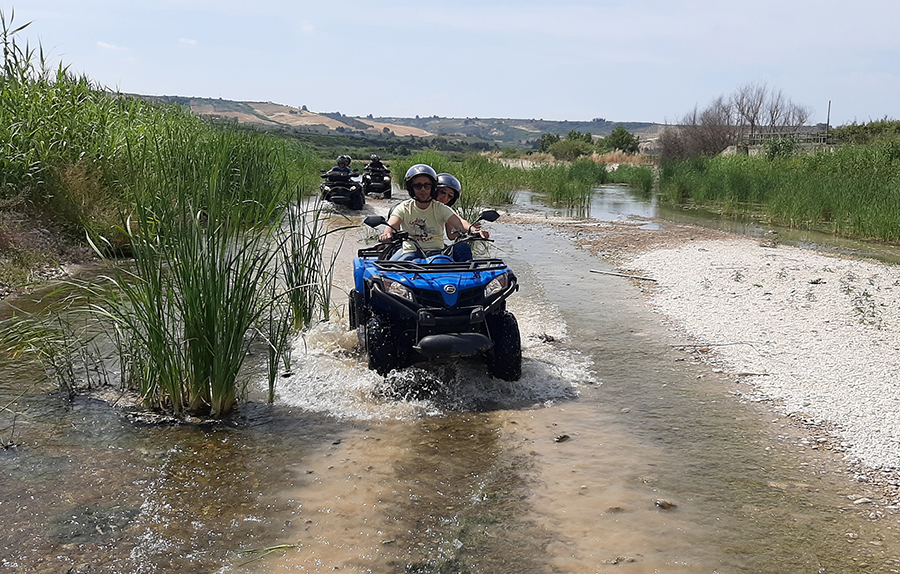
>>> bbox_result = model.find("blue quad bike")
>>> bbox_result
[349,210,522,381]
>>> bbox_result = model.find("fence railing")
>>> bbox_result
[741,131,832,146]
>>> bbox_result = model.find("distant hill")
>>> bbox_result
[142,96,661,148]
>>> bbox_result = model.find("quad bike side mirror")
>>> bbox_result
[364,215,387,229]
[477,209,500,223]
[467,209,501,234]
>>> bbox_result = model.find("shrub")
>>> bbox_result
[548,139,592,161]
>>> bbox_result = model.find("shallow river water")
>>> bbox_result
[3,190,900,573]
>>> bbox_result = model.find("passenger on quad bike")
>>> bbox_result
[380,164,488,262]
[434,173,488,262]
[435,173,461,207]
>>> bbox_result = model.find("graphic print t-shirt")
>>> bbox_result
[391,199,455,253]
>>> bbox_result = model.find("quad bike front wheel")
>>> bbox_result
[486,311,522,381]
[348,189,365,211]
[366,314,398,376]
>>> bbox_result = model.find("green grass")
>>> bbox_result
[659,144,900,241]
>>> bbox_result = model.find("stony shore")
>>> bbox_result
[507,213,900,505]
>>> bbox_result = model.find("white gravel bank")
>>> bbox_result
[627,239,900,472]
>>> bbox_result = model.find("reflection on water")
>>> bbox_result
[517,185,659,229]
[519,184,900,264]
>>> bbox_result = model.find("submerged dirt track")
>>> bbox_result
[4,206,900,573]
[256,210,900,573]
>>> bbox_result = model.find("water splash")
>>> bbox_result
[268,293,597,420]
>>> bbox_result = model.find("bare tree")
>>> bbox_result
[784,102,812,131]
[660,96,740,160]
[764,89,787,132]
[732,83,767,139]
[660,83,813,160]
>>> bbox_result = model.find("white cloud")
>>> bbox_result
[179,38,199,46]
[96,41,127,51]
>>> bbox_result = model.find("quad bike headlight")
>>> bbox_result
[383,278,413,301]
[484,273,508,298]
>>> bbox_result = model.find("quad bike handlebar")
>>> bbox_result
[364,209,499,260]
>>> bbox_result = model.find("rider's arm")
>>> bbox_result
[380,214,402,242]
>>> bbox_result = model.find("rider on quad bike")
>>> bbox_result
[349,164,522,381]
[362,154,392,198]
[320,155,365,210]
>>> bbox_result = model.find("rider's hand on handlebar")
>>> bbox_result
[465,222,490,240]
[379,229,394,243]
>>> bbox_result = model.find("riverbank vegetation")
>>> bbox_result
[659,141,900,241]
[1,12,335,417]
[657,82,900,242]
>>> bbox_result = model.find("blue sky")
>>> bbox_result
[11,0,900,126]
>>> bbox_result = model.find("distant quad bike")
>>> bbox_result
[320,168,365,211]
[361,165,392,198]
[349,210,522,381]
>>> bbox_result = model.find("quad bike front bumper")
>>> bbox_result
[413,332,494,359]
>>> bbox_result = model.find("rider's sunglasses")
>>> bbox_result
[412,182,433,190]
[436,188,452,196]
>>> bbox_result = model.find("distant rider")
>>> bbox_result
[329,155,352,175]
[365,154,387,172]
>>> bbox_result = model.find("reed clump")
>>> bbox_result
[2,11,333,417]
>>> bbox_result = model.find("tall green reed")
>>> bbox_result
[280,195,347,330]
[79,127,332,416]
[659,144,900,241]
[4,11,339,416]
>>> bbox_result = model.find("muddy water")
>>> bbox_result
[3,199,900,572]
